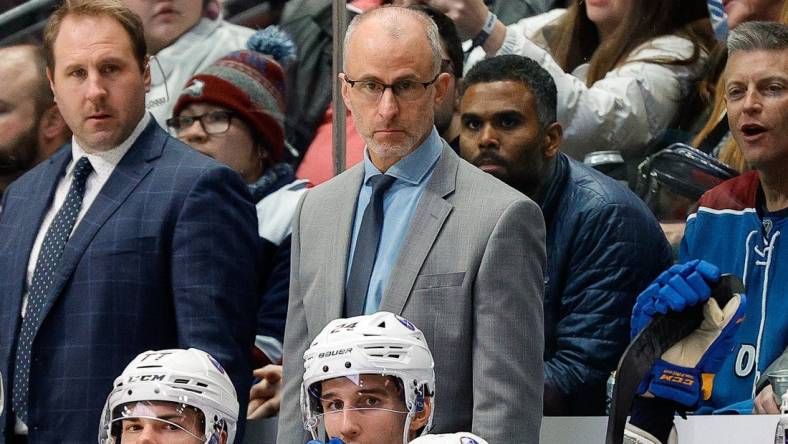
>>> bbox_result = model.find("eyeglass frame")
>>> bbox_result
[166,110,237,136]
[340,72,442,102]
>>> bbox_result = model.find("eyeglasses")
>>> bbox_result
[166,110,235,135]
[342,73,440,102]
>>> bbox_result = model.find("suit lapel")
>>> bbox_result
[36,120,164,326]
[5,148,71,335]
[380,143,457,315]
[321,165,365,325]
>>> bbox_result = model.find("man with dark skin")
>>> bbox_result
[460,54,672,415]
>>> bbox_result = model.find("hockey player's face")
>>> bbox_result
[117,401,206,444]
[318,375,411,444]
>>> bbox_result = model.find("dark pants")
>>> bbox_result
[8,435,27,444]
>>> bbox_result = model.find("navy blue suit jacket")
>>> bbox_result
[0,119,260,443]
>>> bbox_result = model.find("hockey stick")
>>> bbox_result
[604,274,745,444]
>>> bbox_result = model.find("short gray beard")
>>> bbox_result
[368,141,412,160]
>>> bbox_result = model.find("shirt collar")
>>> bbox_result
[362,127,443,186]
[69,112,151,181]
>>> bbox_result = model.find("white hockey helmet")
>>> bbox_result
[98,348,239,444]
[301,311,435,443]
[410,432,489,444]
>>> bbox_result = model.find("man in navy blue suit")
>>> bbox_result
[0,0,261,442]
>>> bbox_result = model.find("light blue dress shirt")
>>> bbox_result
[346,127,443,314]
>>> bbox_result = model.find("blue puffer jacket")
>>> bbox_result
[538,153,672,415]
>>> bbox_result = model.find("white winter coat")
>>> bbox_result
[466,9,708,160]
[146,18,255,126]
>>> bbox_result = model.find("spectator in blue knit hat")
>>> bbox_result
[169,28,307,408]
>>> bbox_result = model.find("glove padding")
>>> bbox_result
[636,293,747,409]
[631,259,721,339]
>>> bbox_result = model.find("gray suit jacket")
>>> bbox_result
[277,143,546,442]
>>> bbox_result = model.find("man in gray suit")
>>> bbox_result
[277,6,546,443]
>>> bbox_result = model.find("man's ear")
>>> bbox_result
[432,72,451,108]
[339,73,353,113]
[408,394,432,437]
[143,56,151,93]
[39,104,67,140]
[543,121,563,159]
[46,67,56,101]
[36,104,70,162]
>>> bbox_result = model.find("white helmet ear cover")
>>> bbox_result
[300,312,436,441]
[97,348,239,444]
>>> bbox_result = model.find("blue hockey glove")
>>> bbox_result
[631,259,721,339]
[636,292,747,409]
[307,438,345,444]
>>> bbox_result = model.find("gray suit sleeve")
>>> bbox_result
[758,345,788,393]
[276,192,312,444]
[472,197,546,442]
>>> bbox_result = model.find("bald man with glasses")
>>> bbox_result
[277,6,547,443]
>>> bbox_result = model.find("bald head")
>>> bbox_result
[0,45,53,114]
[338,5,452,172]
[343,6,442,75]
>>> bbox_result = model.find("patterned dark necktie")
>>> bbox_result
[345,174,396,317]
[12,156,93,423]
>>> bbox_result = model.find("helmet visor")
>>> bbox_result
[106,400,205,443]
[304,373,410,436]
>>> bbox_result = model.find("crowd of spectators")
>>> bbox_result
[0,0,787,443]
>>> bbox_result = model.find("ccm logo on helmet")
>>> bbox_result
[318,348,353,358]
[127,374,166,383]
